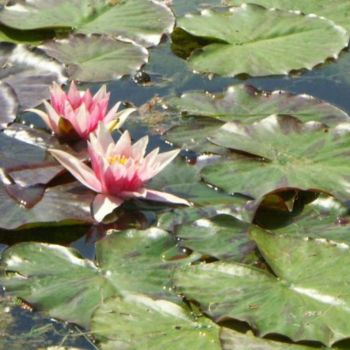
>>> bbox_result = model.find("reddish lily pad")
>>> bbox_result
[0,43,66,111]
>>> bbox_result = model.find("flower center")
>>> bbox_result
[108,154,129,166]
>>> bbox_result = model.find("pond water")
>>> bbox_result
[2,0,350,349]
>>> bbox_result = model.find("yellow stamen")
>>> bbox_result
[108,154,128,166]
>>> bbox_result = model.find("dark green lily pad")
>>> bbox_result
[0,242,115,328]
[41,34,148,82]
[149,158,247,206]
[224,0,350,33]
[0,228,191,327]
[176,214,255,261]
[201,115,350,201]
[176,4,348,77]
[267,196,350,244]
[91,295,221,350]
[0,0,175,47]
[221,328,320,350]
[175,230,350,346]
[158,200,252,232]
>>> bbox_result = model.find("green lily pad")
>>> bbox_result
[176,214,255,261]
[149,158,246,206]
[221,328,319,350]
[224,0,350,33]
[267,196,350,244]
[0,242,115,328]
[0,228,190,327]
[0,0,175,47]
[162,84,350,152]
[176,4,348,77]
[201,115,350,201]
[158,201,252,232]
[41,34,148,82]
[165,84,350,125]
[91,294,221,350]
[175,230,350,346]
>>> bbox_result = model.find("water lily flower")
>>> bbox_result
[29,81,135,140]
[50,123,190,222]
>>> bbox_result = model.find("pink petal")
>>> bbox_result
[82,89,93,110]
[89,122,114,156]
[67,81,82,108]
[92,193,124,222]
[28,105,60,135]
[49,149,102,192]
[144,188,190,206]
[71,103,89,138]
[93,84,108,101]
[120,188,147,198]
[50,82,66,112]
[148,149,180,179]
[112,130,132,157]
[103,101,121,123]
[131,135,148,161]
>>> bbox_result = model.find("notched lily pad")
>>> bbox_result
[0,0,175,47]
[91,295,222,350]
[201,115,350,201]
[175,4,349,77]
[41,34,149,82]
[164,84,350,125]
[0,228,192,326]
[176,214,255,261]
[224,0,350,33]
[159,84,350,152]
[267,196,350,244]
[175,230,350,346]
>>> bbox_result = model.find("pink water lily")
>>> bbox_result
[30,81,135,140]
[50,123,190,222]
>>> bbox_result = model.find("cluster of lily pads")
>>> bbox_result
[2,0,350,349]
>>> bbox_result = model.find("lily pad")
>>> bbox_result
[0,0,175,47]
[175,230,350,346]
[176,4,349,77]
[224,0,350,33]
[201,115,350,201]
[158,201,251,232]
[165,84,350,125]
[162,84,350,152]
[176,214,255,261]
[0,242,115,328]
[221,328,319,350]
[0,43,66,110]
[0,81,18,130]
[91,295,221,350]
[0,182,94,229]
[0,228,190,326]
[41,34,148,82]
[268,196,350,244]
[149,158,246,206]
